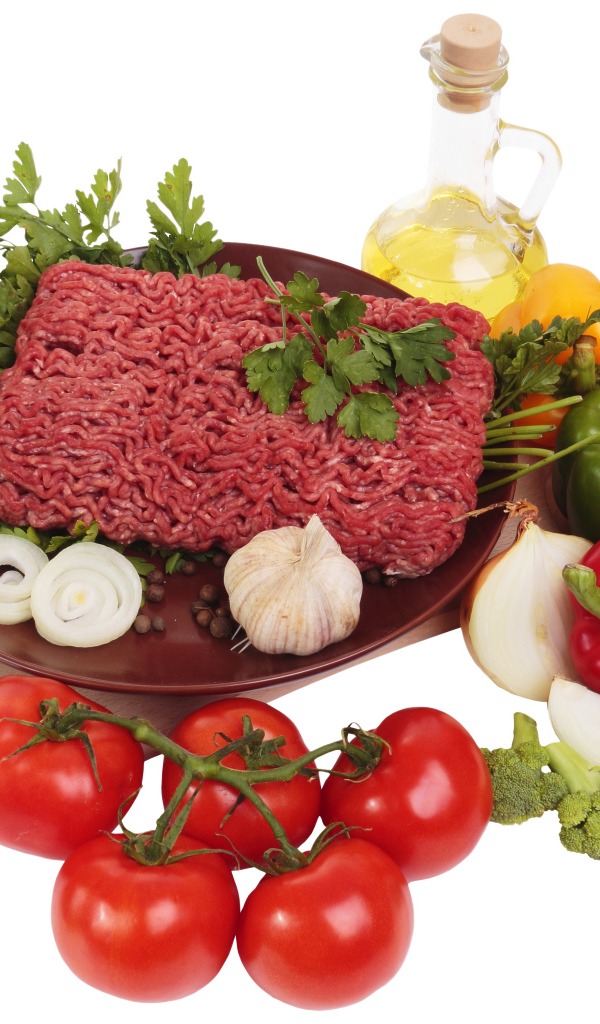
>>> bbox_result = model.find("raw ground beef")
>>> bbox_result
[0,261,493,577]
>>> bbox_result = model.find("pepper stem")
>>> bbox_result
[565,336,597,396]
[562,563,600,618]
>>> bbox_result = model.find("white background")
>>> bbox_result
[1,0,598,1020]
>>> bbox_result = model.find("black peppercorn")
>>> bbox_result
[212,550,229,568]
[151,616,166,631]
[147,569,166,585]
[133,614,152,634]
[146,584,165,603]
[198,583,219,605]
[196,608,214,628]
[210,616,233,639]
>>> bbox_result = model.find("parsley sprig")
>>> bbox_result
[481,311,600,418]
[242,258,457,442]
[0,145,238,369]
[141,158,239,280]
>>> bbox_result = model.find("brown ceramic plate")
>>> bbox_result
[0,242,514,694]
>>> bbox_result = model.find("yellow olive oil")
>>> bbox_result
[362,189,548,322]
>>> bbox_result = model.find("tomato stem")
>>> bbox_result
[13,702,385,873]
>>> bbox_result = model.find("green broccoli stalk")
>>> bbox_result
[481,712,569,825]
[546,742,600,859]
[482,712,600,861]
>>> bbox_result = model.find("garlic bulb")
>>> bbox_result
[0,536,49,624]
[460,518,591,701]
[548,674,600,766]
[224,515,363,656]
[30,543,142,647]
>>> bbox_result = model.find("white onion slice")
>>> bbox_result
[548,674,600,766]
[30,544,142,647]
[0,536,49,624]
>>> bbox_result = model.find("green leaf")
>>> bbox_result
[326,336,379,393]
[3,143,41,205]
[144,160,226,279]
[360,320,455,388]
[165,551,183,574]
[282,272,325,313]
[337,392,399,442]
[4,246,42,285]
[301,361,346,422]
[323,291,366,334]
[75,161,123,246]
[243,333,313,414]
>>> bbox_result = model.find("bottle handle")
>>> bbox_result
[497,121,562,232]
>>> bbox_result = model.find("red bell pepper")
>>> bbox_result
[563,542,600,694]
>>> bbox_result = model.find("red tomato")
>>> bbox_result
[161,697,321,866]
[0,675,144,859]
[51,832,239,1002]
[514,393,568,448]
[320,707,492,881]
[237,837,413,1010]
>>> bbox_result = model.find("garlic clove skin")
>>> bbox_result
[460,522,591,702]
[224,516,363,656]
[548,674,600,766]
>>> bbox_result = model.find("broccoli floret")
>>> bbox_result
[547,746,600,860]
[484,718,600,862]
[557,792,592,828]
[482,713,568,825]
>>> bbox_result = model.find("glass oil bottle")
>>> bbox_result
[361,14,561,321]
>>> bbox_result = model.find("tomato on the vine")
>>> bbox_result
[52,832,239,1002]
[0,675,144,859]
[161,697,321,865]
[237,837,413,1010]
[320,707,493,881]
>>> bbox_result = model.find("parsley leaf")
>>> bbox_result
[243,333,314,414]
[337,392,399,442]
[326,336,380,392]
[361,321,455,388]
[302,361,346,421]
[142,159,239,280]
[3,142,41,206]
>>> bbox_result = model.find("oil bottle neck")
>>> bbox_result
[424,87,501,214]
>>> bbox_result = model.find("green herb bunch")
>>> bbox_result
[0,144,239,369]
[481,311,600,419]
[243,258,457,443]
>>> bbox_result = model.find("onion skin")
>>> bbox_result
[460,549,512,690]
[460,522,591,702]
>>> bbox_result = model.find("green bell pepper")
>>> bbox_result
[552,388,600,541]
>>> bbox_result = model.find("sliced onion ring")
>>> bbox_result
[30,543,142,647]
[0,536,49,624]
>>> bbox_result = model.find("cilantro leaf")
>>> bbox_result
[301,361,346,422]
[337,392,399,442]
[243,333,314,414]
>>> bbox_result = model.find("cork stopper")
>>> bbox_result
[421,13,506,111]
[440,14,502,78]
